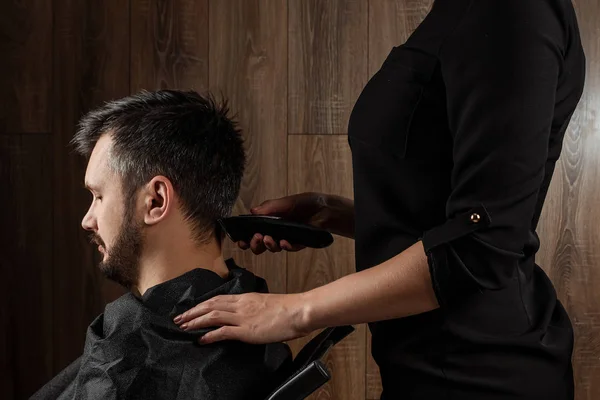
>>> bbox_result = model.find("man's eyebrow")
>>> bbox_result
[84,182,100,191]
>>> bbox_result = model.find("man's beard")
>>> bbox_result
[90,205,144,290]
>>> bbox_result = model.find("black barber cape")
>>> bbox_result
[31,259,292,399]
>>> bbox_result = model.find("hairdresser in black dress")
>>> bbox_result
[175,0,586,398]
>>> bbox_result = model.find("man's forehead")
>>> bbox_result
[84,135,113,188]
[89,135,112,162]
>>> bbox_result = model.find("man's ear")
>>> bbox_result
[143,176,174,226]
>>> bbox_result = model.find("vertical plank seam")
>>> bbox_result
[367,0,371,75]
[365,3,370,398]
[129,0,132,94]
[50,0,57,377]
[18,133,24,396]
[207,0,210,91]
[47,129,55,383]
[50,1,55,141]
[285,0,290,293]
[47,1,56,377]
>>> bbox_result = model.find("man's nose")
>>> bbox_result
[81,208,96,232]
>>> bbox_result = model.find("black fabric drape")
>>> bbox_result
[31,260,292,400]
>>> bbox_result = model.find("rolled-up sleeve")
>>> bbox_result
[421,0,564,307]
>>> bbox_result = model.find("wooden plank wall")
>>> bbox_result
[1,1,599,399]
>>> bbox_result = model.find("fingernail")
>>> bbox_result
[173,315,182,324]
[180,323,188,330]
[255,234,262,240]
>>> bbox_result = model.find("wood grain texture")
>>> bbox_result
[536,1,600,398]
[0,0,52,133]
[287,135,366,400]
[131,0,208,92]
[209,0,288,293]
[368,0,433,77]
[52,0,129,374]
[0,134,53,398]
[289,0,368,134]
[0,1,597,398]
[366,330,382,400]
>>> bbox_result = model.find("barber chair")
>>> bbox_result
[265,325,355,400]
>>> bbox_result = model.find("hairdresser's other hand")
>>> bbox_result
[173,292,313,345]
[238,192,331,254]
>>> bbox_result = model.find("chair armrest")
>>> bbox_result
[264,326,355,400]
[265,360,330,400]
[293,325,355,371]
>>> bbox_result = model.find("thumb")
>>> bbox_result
[251,197,292,216]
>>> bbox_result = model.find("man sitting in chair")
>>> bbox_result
[32,90,292,399]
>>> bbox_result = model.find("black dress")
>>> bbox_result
[348,0,585,399]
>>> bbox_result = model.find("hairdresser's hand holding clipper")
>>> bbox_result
[238,192,355,253]
[174,191,439,345]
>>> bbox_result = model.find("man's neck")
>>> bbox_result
[134,239,229,296]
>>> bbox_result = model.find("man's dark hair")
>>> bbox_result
[72,89,245,243]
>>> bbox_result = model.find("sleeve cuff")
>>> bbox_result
[421,204,492,307]
[422,204,491,253]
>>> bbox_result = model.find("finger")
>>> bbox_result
[263,236,282,252]
[249,234,262,250]
[237,241,250,250]
[251,234,267,255]
[181,310,238,331]
[280,240,305,252]
[174,305,209,325]
[280,240,293,251]
[198,326,241,345]
[175,296,238,324]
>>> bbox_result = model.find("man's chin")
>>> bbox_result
[97,261,111,277]
[98,261,135,290]
[98,260,118,281]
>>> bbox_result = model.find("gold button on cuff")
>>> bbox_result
[470,213,481,223]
